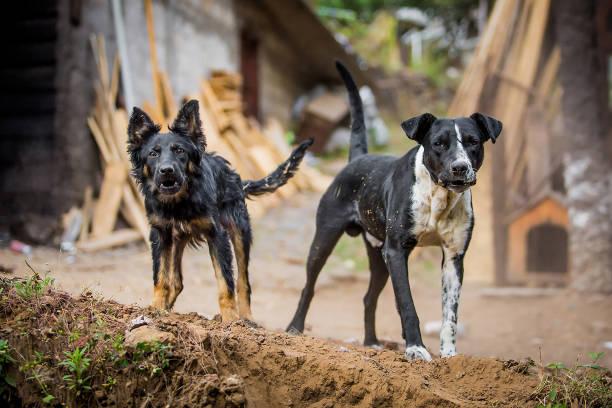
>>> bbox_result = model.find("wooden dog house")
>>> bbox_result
[447,0,578,286]
[507,197,569,286]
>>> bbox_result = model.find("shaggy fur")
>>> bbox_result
[127,100,312,321]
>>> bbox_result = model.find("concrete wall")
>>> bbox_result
[124,0,238,108]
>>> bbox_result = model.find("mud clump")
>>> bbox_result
[0,277,538,407]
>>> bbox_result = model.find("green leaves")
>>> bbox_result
[13,274,54,299]
[59,346,92,396]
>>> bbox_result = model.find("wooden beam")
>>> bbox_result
[78,228,142,252]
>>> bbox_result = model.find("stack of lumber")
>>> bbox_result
[75,38,330,252]
[448,0,559,205]
[77,36,150,252]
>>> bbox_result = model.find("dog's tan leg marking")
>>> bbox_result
[166,236,187,309]
[210,254,239,322]
[230,227,253,320]
[152,244,172,310]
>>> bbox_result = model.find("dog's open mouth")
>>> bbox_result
[158,178,181,194]
[446,178,476,191]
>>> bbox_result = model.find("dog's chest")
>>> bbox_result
[151,215,214,238]
[410,152,472,252]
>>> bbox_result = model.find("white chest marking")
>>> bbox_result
[411,147,472,252]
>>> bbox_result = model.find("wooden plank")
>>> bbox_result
[78,228,141,252]
[159,71,177,119]
[144,0,163,115]
[79,186,94,243]
[448,0,519,115]
[201,80,229,130]
[91,161,127,238]
[87,116,112,163]
[121,185,150,244]
[142,101,164,126]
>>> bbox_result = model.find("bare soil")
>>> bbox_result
[0,278,537,407]
[2,192,611,368]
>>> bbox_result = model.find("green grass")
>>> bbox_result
[534,352,612,408]
[13,273,54,299]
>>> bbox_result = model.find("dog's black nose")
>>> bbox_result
[160,166,174,175]
[451,162,469,175]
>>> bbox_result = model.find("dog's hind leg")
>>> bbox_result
[287,221,346,333]
[208,228,239,322]
[363,236,389,347]
[229,221,253,321]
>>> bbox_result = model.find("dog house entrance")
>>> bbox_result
[526,223,568,273]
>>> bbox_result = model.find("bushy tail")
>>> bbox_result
[242,139,313,197]
[336,61,367,161]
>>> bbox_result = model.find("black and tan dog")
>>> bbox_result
[287,63,502,360]
[127,100,312,321]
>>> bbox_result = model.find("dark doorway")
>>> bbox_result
[240,29,260,120]
[526,223,568,273]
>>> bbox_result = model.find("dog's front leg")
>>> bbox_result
[208,228,239,322]
[440,247,464,357]
[151,227,173,310]
[383,238,432,361]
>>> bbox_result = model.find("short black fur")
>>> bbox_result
[287,63,502,359]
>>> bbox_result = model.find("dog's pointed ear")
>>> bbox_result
[401,113,437,144]
[470,113,502,144]
[127,107,160,149]
[170,99,206,149]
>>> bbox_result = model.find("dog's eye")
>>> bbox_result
[149,150,159,158]
[468,139,479,146]
[433,141,446,148]
[174,147,184,154]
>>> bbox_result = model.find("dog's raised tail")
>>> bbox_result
[336,61,367,161]
[242,138,313,197]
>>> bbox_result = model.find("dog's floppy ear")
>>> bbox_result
[127,107,160,149]
[401,113,437,144]
[470,113,502,144]
[170,99,206,149]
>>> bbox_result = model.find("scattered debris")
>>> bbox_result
[124,325,175,347]
[9,240,32,257]
[128,315,153,331]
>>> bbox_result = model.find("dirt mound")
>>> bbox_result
[0,277,538,407]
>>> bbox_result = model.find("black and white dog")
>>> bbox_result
[287,62,502,360]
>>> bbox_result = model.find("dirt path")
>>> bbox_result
[2,192,611,368]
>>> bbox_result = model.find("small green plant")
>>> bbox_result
[535,352,612,408]
[133,341,173,377]
[108,334,129,368]
[59,346,91,396]
[0,339,16,398]
[102,375,117,390]
[20,351,54,404]
[13,273,54,299]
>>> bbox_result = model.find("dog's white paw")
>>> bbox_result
[405,345,432,361]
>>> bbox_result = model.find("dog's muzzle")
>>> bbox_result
[439,162,476,193]
[156,173,182,195]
